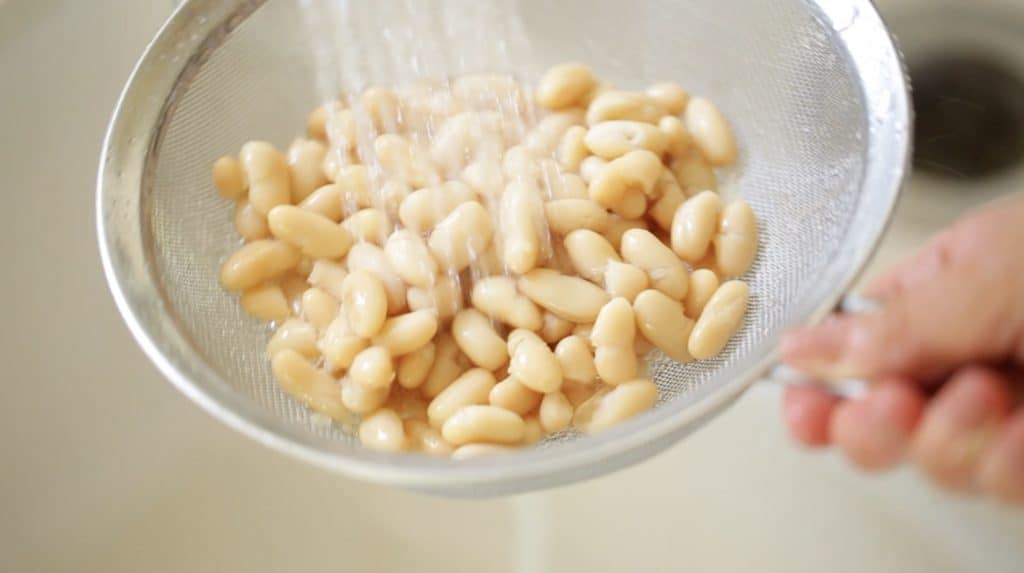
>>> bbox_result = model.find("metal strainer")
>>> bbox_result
[97,0,910,496]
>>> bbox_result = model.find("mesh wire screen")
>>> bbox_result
[146,0,866,451]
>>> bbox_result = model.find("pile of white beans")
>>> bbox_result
[211,63,757,458]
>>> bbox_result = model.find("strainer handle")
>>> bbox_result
[765,294,880,398]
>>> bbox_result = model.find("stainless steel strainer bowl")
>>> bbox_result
[97,0,911,496]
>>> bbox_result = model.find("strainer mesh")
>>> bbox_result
[147,0,865,448]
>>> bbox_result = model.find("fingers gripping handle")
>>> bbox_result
[767,294,880,398]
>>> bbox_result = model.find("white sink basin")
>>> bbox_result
[2,1,1021,571]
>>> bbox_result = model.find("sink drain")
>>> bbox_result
[911,54,1024,179]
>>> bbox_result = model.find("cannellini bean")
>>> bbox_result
[537,62,595,109]
[349,346,395,389]
[334,165,373,213]
[586,91,662,125]
[554,335,597,384]
[585,121,669,159]
[502,146,542,184]
[557,125,589,172]
[267,318,319,359]
[562,379,597,408]
[544,199,609,236]
[670,149,718,193]
[234,201,269,241]
[671,190,721,263]
[451,308,508,371]
[267,205,352,259]
[633,289,694,362]
[684,97,737,166]
[324,105,356,151]
[499,181,543,274]
[507,329,562,394]
[371,310,439,357]
[384,229,438,289]
[526,111,586,156]
[592,297,636,347]
[579,155,608,184]
[648,172,686,232]
[572,322,594,342]
[683,270,718,321]
[378,180,412,216]
[613,188,647,219]
[341,376,390,415]
[342,208,390,246]
[405,419,453,456]
[307,260,347,300]
[594,345,639,385]
[319,315,368,371]
[428,368,496,428]
[461,158,505,198]
[646,82,690,116]
[361,86,401,132]
[430,111,507,172]
[306,104,329,141]
[574,378,658,432]
[271,349,349,421]
[714,201,758,277]
[521,416,544,445]
[421,333,468,398]
[658,116,692,158]
[341,269,388,338]
[220,239,301,290]
[240,141,291,216]
[298,183,343,222]
[428,201,494,272]
[588,150,662,209]
[301,287,339,330]
[689,280,749,359]
[602,216,647,251]
[406,273,463,320]
[539,391,573,433]
[240,283,290,322]
[396,342,435,389]
[452,443,515,460]
[538,311,574,344]
[359,408,406,452]
[543,169,588,201]
[213,155,247,200]
[442,405,525,446]
[517,269,610,323]
[374,134,440,188]
[471,276,543,331]
[287,138,328,202]
[564,229,621,282]
[346,243,408,314]
[489,376,543,415]
[603,261,648,302]
[280,273,309,315]
[620,229,689,300]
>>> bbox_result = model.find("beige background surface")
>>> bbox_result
[2,1,1023,572]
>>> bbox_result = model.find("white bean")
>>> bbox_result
[271,349,349,422]
[713,201,758,277]
[287,138,328,202]
[574,378,658,432]
[451,308,508,371]
[241,141,291,215]
[220,239,301,291]
[307,260,347,300]
[620,229,689,300]
[537,63,595,109]
[359,408,407,452]
[341,376,390,415]
[240,283,290,322]
[554,335,597,384]
[371,310,439,357]
[633,289,694,363]
[517,269,610,323]
[539,391,573,433]
[384,229,438,289]
[429,201,494,272]
[584,121,669,159]
[442,405,525,446]
[398,181,476,232]
[586,91,662,125]
[689,280,749,359]
[396,341,435,389]
[507,329,562,394]
[428,368,497,428]
[342,208,390,246]
[341,269,388,338]
[349,346,395,389]
[471,276,543,331]
[684,97,737,166]
[544,199,609,237]
[646,82,689,116]
[267,318,319,360]
[603,261,649,302]
[268,205,353,259]
[489,376,543,416]
[671,190,721,263]
[213,155,247,200]
[298,184,343,222]
[684,269,720,319]
[588,150,662,210]
[564,229,621,282]
[319,315,368,371]
[346,243,408,314]
[499,181,544,274]
[301,287,339,330]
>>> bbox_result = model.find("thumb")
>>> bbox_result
[781,211,1024,381]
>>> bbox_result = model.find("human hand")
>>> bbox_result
[780,192,1024,502]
